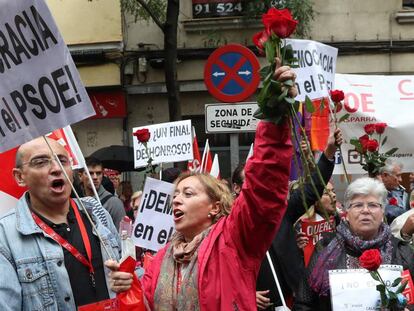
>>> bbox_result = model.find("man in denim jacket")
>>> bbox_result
[0,137,121,310]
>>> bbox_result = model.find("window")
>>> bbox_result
[403,0,414,8]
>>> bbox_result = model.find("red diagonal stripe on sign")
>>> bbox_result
[216,57,249,90]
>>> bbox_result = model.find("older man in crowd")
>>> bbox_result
[380,159,409,224]
[0,137,120,310]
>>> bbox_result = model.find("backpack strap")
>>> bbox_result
[100,193,114,206]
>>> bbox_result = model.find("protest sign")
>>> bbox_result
[329,265,402,311]
[333,74,414,174]
[132,120,193,168]
[0,0,95,153]
[287,39,338,102]
[132,177,175,251]
[300,217,336,266]
[299,212,346,266]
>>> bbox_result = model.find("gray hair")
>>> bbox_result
[379,159,403,175]
[344,177,387,210]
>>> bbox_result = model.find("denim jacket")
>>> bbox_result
[0,194,121,311]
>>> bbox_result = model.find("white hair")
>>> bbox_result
[344,177,387,210]
[379,159,403,174]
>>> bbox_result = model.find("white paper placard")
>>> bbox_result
[132,120,193,168]
[329,265,402,311]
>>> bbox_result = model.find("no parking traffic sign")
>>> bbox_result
[204,44,260,103]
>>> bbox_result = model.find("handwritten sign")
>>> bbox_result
[329,265,402,311]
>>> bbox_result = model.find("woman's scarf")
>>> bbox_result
[308,221,392,296]
[153,228,210,310]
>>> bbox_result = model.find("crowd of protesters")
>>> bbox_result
[2,63,414,311]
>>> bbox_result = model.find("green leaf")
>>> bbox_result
[304,96,315,113]
[380,290,388,307]
[277,89,288,102]
[370,271,380,282]
[259,65,272,80]
[396,279,408,294]
[385,147,398,156]
[265,40,275,63]
[338,113,350,123]
[381,136,387,146]
[269,79,282,93]
[283,79,294,87]
[253,108,264,119]
[388,291,397,300]
[391,277,402,287]
[376,284,386,292]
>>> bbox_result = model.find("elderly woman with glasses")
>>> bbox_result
[294,177,414,311]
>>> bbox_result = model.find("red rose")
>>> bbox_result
[375,122,387,134]
[411,201,414,208]
[359,249,382,271]
[262,8,298,39]
[364,124,376,135]
[133,128,150,143]
[366,139,379,152]
[389,197,398,206]
[359,134,370,152]
[252,30,269,53]
[330,89,345,103]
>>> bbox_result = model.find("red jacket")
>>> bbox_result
[142,121,292,310]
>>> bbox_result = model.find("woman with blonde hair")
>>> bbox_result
[106,65,296,310]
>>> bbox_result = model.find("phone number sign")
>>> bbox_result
[192,0,242,18]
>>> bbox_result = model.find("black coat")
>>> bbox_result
[293,232,414,311]
[256,153,335,309]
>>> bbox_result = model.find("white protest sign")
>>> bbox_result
[329,265,402,311]
[332,74,414,174]
[0,0,95,153]
[205,102,259,133]
[132,177,175,251]
[287,39,338,102]
[133,120,193,168]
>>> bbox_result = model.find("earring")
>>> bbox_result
[207,213,212,219]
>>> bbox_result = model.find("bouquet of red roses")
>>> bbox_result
[252,7,298,123]
[350,123,398,177]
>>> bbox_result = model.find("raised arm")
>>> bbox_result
[225,119,293,264]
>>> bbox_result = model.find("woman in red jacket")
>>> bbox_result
[106,65,297,310]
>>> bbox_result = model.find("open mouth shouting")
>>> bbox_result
[50,178,65,194]
[173,209,184,222]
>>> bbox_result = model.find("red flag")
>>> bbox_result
[187,127,202,172]
[310,98,330,151]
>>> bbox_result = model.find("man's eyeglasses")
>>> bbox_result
[349,202,382,211]
[21,156,70,169]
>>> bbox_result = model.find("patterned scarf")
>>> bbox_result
[309,221,392,296]
[153,229,210,310]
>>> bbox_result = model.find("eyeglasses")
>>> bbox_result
[348,202,382,211]
[21,156,70,169]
